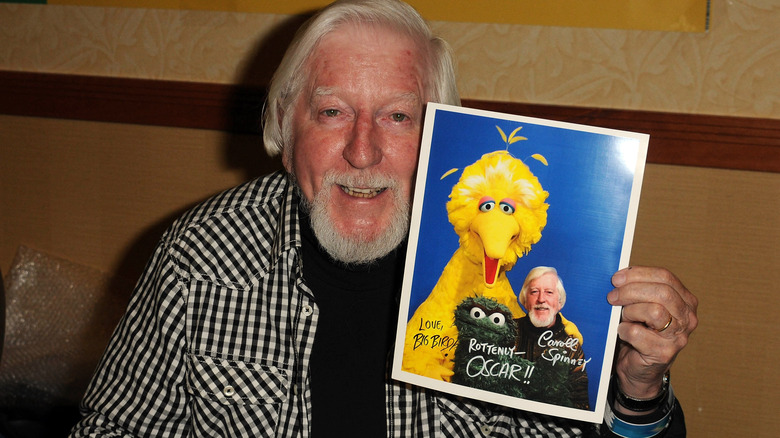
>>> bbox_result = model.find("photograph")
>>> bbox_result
[392,103,648,423]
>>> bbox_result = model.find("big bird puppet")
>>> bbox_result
[402,137,582,381]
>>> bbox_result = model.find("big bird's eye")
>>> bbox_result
[479,201,495,212]
[470,307,486,319]
[499,198,516,215]
[478,196,496,212]
[488,312,506,326]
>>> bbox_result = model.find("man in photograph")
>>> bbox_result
[515,266,590,409]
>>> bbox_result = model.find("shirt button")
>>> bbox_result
[480,424,493,435]
[223,385,236,397]
[302,305,313,316]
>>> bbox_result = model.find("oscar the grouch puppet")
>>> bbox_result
[451,296,573,407]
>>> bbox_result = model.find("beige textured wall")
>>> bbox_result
[1,1,779,437]
[1,1,778,118]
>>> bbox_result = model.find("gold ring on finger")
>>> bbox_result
[656,315,673,332]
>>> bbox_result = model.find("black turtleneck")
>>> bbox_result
[300,209,405,437]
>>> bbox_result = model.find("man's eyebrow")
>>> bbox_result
[395,92,422,105]
[312,87,335,99]
[310,87,422,105]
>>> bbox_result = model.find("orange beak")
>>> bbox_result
[470,210,519,288]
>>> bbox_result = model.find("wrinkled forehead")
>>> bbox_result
[302,22,430,97]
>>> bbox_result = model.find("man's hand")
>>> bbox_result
[607,266,698,409]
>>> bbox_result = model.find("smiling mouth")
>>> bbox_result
[339,185,386,198]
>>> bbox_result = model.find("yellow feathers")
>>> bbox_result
[496,125,527,146]
[402,151,550,381]
[448,151,549,271]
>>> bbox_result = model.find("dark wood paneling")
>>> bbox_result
[2,70,778,173]
[0,71,266,133]
[467,100,780,173]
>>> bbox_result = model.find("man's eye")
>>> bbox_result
[391,113,408,122]
[322,109,340,117]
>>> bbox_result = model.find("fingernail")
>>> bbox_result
[612,271,626,287]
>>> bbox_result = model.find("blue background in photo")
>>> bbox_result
[405,107,642,410]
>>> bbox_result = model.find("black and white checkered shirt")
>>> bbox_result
[70,171,593,437]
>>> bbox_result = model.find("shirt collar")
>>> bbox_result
[270,172,303,269]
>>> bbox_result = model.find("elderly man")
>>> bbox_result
[515,266,590,410]
[70,0,697,437]
[520,266,572,329]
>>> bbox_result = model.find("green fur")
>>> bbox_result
[451,296,572,406]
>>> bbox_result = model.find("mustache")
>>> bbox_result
[296,170,402,213]
[322,170,401,190]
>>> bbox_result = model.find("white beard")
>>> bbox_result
[529,307,556,328]
[299,171,410,265]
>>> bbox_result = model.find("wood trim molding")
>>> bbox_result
[2,70,778,173]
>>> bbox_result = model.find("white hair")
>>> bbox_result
[518,266,567,309]
[262,0,460,157]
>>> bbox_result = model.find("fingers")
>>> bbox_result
[656,314,673,333]
[609,266,698,336]
[621,302,676,333]
[611,266,699,313]
[618,301,688,351]
[608,266,699,396]
[618,322,688,370]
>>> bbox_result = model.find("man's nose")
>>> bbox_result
[343,113,382,169]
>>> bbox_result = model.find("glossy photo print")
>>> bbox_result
[392,103,648,423]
